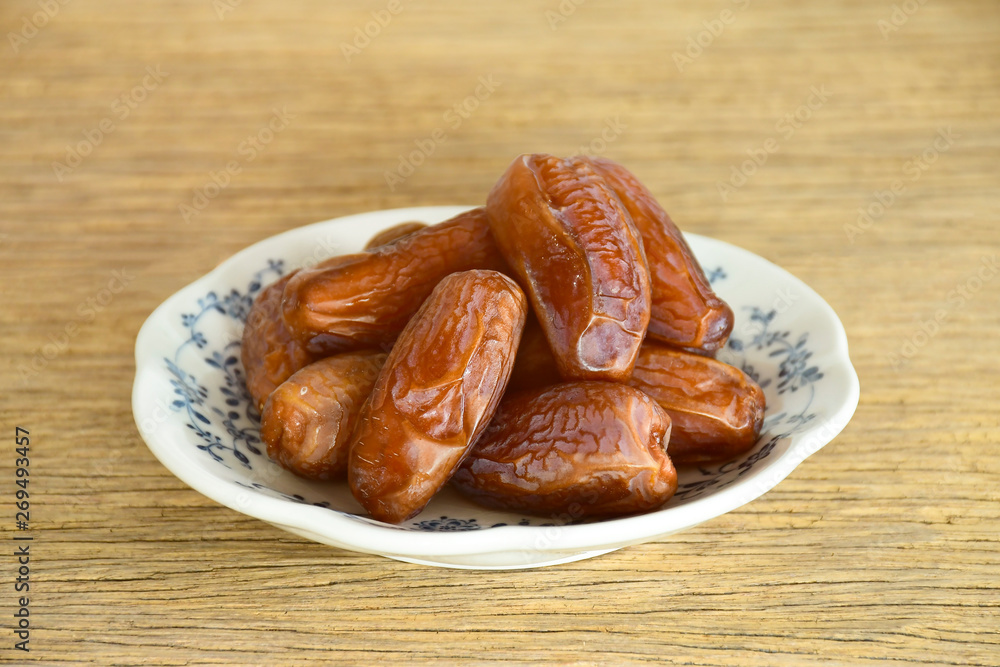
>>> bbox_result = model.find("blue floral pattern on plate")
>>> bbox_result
[165,260,829,531]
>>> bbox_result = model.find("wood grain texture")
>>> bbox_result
[1,0,998,664]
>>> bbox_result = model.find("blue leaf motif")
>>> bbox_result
[168,261,286,473]
[163,257,831,526]
[412,517,483,532]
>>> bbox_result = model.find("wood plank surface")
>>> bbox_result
[1,0,998,664]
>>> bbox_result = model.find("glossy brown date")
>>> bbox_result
[241,272,319,412]
[586,157,734,351]
[506,315,562,393]
[453,382,677,518]
[628,343,765,464]
[260,351,386,480]
[363,221,427,250]
[281,207,507,352]
[486,153,651,382]
[348,270,528,524]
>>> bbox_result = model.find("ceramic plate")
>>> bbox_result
[132,206,860,569]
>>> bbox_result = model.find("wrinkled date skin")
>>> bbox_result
[586,157,734,351]
[453,382,677,518]
[363,221,428,250]
[628,343,765,464]
[241,272,320,412]
[506,315,562,393]
[486,153,652,382]
[282,208,507,351]
[348,270,528,524]
[260,351,386,480]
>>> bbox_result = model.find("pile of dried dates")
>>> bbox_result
[241,154,765,524]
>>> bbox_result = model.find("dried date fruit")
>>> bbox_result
[260,351,386,480]
[348,270,528,524]
[453,382,677,518]
[671,345,718,358]
[586,157,733,351]
[628,343,765,464]
[486,153,651,382]
[282,207,507,351]
[363,221,427,250]
[506,315,562,393]
[241,272,319,412]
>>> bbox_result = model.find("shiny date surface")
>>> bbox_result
[348,270,527,524]
[506,314,562,393]
[486,153,651,382]
[260,351,386,480]
[363,221,428,250]
[453,382,677,518]
[587,156,733,351]
[281,207,507,352]
[241,271,318,412]
[628,343,765,464]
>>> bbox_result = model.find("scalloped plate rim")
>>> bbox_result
[132,205,860,561]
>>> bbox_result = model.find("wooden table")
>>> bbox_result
[2,0,998,664]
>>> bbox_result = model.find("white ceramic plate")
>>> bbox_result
[132,206,860,569]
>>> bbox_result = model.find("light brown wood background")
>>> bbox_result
[1,0,998,664]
